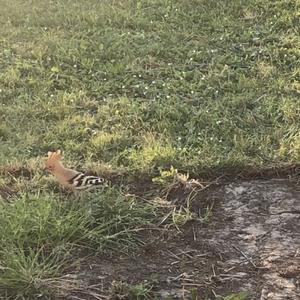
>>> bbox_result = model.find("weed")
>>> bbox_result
[171,205,195,228]
[152,166,178,186]
[129,283,153,300]
[199,204,214,224]
[110,281,153,300]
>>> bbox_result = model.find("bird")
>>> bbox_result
[44,150,106,191]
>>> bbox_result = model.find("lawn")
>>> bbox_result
[0,0,299,299]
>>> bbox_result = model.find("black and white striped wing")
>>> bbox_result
[68,173,106,190]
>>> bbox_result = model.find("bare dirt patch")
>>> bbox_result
[70,179,299,300]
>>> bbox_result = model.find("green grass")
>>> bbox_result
[0,190,157,298]
[110,281,153,300]
[0,0,299,298]
[0,0,299,173]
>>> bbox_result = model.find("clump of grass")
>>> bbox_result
[0,193,88,298]
[0,189,157,298]
[0,247,66,299]
[83,188,158,251]
[152,167,208,229]
[170,205,196,228]
[0,193,90,250]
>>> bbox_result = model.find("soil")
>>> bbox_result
[66,179,300,300]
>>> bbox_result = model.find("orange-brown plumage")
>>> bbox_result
[44,150,105,191]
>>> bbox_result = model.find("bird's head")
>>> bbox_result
[44,150,63,173]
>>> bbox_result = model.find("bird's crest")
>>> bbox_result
[47,150,62,161]
[45,150,63,171]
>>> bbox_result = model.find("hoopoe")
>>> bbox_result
[44,150,106,191]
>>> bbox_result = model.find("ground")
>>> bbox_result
[0,0,299,299]
[59,178,300,300]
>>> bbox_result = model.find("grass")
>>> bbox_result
[110,281,153,300]
[0,0,299,173]
[0,0,299,298]
[0,190,157,299]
